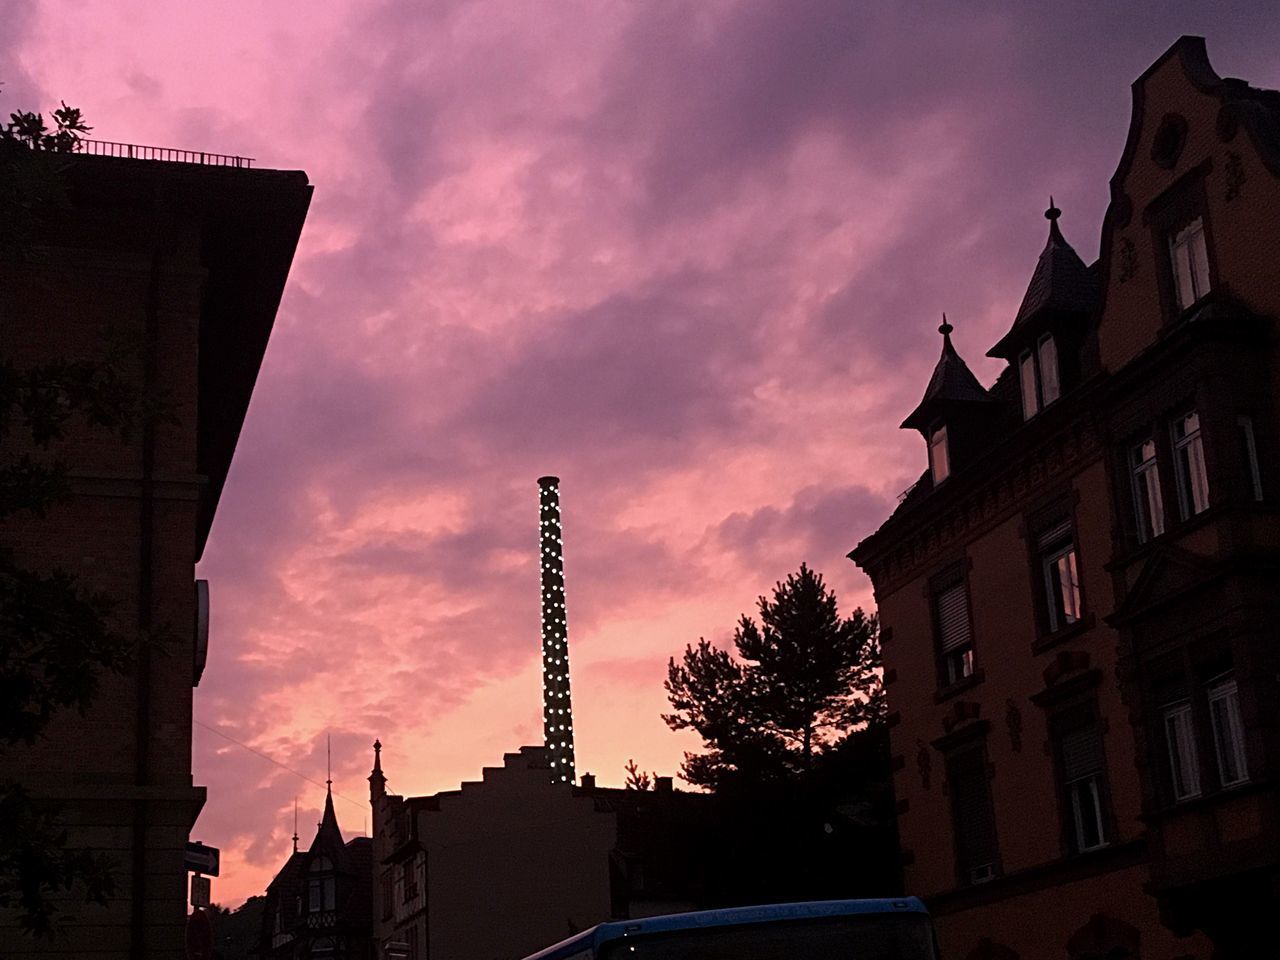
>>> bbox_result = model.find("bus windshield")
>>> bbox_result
[597,912,937,960]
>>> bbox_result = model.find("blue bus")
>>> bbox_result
[520,898,939,960]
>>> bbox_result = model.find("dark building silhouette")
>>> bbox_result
[850,37,1279,960]
[259,787,374,959]
[0,148,309,954]
[368,744,713,960]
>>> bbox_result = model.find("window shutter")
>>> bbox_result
[1060,726,1103,782]
[937,583,971,652]
[1037,519,1072,550]
[949,749,997,870]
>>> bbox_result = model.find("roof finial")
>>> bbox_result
[326,733,332,793]
[292,797,299,853]
[1045,195,1061,221]
[939,312,953,338]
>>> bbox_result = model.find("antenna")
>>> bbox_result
[537,476,576,784]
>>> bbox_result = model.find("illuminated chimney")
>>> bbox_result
[538,476,576,784]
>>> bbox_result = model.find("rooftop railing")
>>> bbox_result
[77,138,254,168]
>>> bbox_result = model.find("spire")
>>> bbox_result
[1046,195,1063,240]
[988,198,1097,359]
[368,738,386,801]
[900,314,994,432]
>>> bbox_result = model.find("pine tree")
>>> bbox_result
[663,563,884,789]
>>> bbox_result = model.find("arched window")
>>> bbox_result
[308,856,337,912]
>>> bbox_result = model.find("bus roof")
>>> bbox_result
[521,898,929,960]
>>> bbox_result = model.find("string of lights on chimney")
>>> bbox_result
[537,476,576,784]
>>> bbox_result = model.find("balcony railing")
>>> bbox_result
[76,138,254,168]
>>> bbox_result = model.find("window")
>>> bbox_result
[402,858,418,902]
[934,580,974,686]
[1238,415,1263,501]
[1162,701,1201,801]
[308,856,336,913]
[946,746,999,884]
[381,871,394,920]
[1020,351,1039,421]
[929,424,950,485]
[1019,335,1061,422]
[1038,519,1081,632]
[1172,411,1209,518]
[1038,334,1060,406]
[1131,438,1165,541]
[1169,217,1211,309]
[1057,723,1108,852]
[1207,675,1248,788]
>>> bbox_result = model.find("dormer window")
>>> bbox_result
[1019,333,1061,421]
[1170,216,1211,309]
[929,424,950,485]
[1019,352,1038,420]
[1038,334,1060,405]
[308,856,337,913]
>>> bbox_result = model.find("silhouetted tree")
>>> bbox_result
[623,758,653,791]
[210,896,266,960]
[661,565,898,904]
[0,97,137,939]
[664,563,883,789]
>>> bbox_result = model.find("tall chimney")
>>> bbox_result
[538,476,576,783]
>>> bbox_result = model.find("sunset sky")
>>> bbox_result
[6,0,1278,907]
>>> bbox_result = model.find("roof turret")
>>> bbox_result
[901,315,994,432]
[988,199,1097,359]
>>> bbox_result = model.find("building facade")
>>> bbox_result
[850,37,1278,960]
[0,150,310,955]
[369,744,618,960]
[259,789,374,960]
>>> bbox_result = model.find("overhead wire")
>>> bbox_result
[193,719,368,814]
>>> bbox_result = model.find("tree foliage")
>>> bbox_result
[664,563,884,790]
[623,758,653,791]
[0,96,90,258]
[1,97,138,939]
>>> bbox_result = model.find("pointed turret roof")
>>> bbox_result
[901,316,994,431]
[989,199,1097,358]
[313,783,343,855]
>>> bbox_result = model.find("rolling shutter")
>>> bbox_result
[936,583,971,652]
[1060,726,1103,782]
[948,748,998,872]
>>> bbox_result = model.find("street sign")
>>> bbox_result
[185,908,213,960]
[190,874,211,908]
[184,841,220,877]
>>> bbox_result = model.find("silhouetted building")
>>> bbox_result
[850,37,1279,960]
[369,743,612,960]
[0,147,309,954]
[368,744,713,960]
[574,773,714,920]
[259,787,374,959]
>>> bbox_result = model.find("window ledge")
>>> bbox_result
[1142,776,1275,822]
[934,669,986,704]
[1031,614,1096,654]
[1106,501,1227,570]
